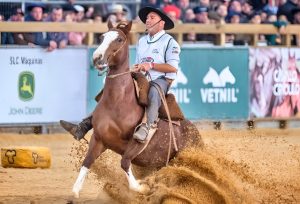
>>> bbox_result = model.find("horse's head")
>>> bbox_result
[93,20,132,71]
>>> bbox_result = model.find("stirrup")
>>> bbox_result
[133,123,149,142]
[133,123,157,143]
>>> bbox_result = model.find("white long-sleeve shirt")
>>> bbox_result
[135,30,181,80]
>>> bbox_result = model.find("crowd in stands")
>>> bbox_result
[1,0,300,50]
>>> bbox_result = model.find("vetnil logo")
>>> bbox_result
[18,71,35,101]
[200,66,239,103]
[170,67,191,103]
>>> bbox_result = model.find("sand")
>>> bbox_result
[0,127,299,203]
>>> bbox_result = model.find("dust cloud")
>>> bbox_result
[70,128,300,204]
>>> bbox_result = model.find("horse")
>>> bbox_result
[72,20,202,198]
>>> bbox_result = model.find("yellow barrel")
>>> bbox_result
[1,146,51,168]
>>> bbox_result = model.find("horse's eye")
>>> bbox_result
[117,38,123,43]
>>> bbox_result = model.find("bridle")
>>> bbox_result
[98,27,131,78]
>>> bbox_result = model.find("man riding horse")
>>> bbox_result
[60,6,180,143]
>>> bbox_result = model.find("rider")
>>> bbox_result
[60,6,180,143]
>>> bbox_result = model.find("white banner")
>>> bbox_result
[0,48,88,123]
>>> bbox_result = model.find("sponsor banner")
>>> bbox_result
[0,48,88,123]
[249,48,300,118]
[88,47,249,120]
[174,47,249,119]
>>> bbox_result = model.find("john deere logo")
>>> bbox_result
[18,71,35,101]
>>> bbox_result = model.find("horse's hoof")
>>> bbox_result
[130,180,150,194]
[139,182,150,194]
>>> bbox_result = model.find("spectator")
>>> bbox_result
[17,3,57,51]
[277,0,298,23]
[2,8,25,45]
[46,5,68,49]
[183,8,195,23]
[74,5,85,22]
[199,0,211,9]
[106,4,128,23]
[192,6,216,43]
[241,1,254,22]
[163,3,181,21]
[85,6,95,19]
[227,0,248,23]
[63,3,77,21]
[193,6,210,24]
[177,0,193,21]
[265,13,288,45]
[0,14,10,44]
[291,8,300,46]
[260,10,269,23]
[216,4,228,24]
[68,5,86,45]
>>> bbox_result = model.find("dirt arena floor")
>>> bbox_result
[0,127,299,204]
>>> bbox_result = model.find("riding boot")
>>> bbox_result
[60,115,93,141]
[133,123,157,143]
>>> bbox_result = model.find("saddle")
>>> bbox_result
[94,72,185,121]
[132,72,185,121]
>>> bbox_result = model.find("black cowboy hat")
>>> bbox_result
[138,6,174,30]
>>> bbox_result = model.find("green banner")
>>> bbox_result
[88,47,249,120]
[175,47,249,119]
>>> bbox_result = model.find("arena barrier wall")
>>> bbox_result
[0,47,88,124]
[1,46,299,125]
[88,46,249,120]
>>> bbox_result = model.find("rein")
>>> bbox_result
[153,83,178,166]
[106,68,137,79]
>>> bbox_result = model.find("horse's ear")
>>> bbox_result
[107,19,114,29]
[116,21,132,35]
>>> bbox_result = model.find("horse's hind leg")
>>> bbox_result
[121,141,148,193]
[72,134,106,198]
[121,157,141,191]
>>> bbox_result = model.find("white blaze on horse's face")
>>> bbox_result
[93,31,119,70]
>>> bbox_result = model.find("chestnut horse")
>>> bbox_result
[72,21,202,198]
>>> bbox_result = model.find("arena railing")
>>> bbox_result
[0,21,300,46]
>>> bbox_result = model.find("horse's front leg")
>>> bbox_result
[73,134,106,198]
